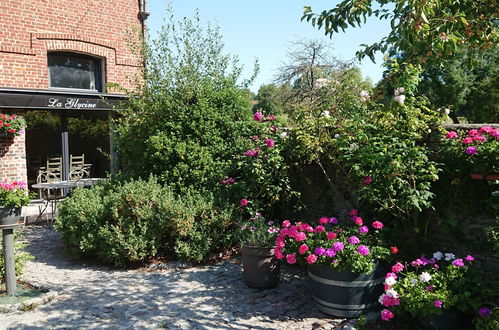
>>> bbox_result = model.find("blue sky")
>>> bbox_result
[147,1,391,92]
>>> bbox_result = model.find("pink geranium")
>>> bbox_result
[286,254,296,264]
[306,254,318,264]
[298,244,309,254]
[372,221,384,229]
[240,199,249,207]
[445,131,458,139]
[253,112,263,121]
[381,309,395,321]
[265,139,275,148]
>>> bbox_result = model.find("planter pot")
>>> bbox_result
[469,173,485,180]
[417,309,465,330]
[241,246,280,288]
[0,206,21,226]
[308,264,385,318]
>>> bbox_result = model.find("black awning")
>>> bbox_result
[0,87,128,111]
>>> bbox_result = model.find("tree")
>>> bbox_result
[303,0,498,65]
[114,11,258,193]
[252,83,287,116]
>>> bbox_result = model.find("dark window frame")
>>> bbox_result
[48,52,105,93]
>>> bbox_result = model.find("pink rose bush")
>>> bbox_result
[221,111,296,248]
[274,211,392,273]
[379,251,479,321]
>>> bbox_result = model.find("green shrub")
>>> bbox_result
[55,177,236,266]
[0,231,33,284]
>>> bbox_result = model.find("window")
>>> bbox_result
[48,53,103,92]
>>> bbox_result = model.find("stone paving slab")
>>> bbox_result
[0,225,349,329]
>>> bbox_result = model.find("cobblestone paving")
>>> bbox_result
[1,225,351,329]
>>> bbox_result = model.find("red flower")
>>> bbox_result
[8,129,15,133]
[390,246,399,254]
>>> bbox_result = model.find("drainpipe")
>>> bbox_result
[138,0,150,39]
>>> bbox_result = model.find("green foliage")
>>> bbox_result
[0,182,31,207]
[55,177,237,266]
[473,307,499,330]
[0,113,25,136]
[253,84,286,116]
[0,231,34,284]
[114,10,257,194]
[303,0,498,64]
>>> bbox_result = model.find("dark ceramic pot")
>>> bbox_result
[308,264,385,318]
[417,309,466,330]
[0,206,21,226]
[241,246,280,288]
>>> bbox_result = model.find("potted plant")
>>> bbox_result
[443,127,499,180]
[0,181,31,226]
[220,111,297,288]
[237,200,281,288]
[0,113,26,136]
[379,251,478,329]
[275,210,395,318]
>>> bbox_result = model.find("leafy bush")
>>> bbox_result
[55,177,237,266]
[0,231,33,284]
[114,11,257,194]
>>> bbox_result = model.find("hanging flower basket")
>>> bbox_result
[0,113,26,136]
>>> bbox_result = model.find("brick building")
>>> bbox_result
[0,0,147,185]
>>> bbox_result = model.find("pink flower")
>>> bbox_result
[425,285,434,291]
[358,245,370,255]
[319,217,329,224]
[327,232,337,240]
[306,254,318,264]
[480,126,493,134]
[385,272,397,279]
[325,248,336,257]
[244,149,259,157]
[462,137,473,144]
[315,247,326,255]
[286,254,297,264]
[221,179,228,187]
[348,236,360,245]
[294,232,307,242]
[468,129,479,137]
[434,264,439,269]
[333,241,344,252]
[381,295,400,307]
[348,209,358,216]
[473,135,486,142]
[391,263,404,273]
[355,217,363,226]
[465,146,477,155]
[478,307,492,318]
[265,139,275,148]
[363,176,373,186]
[372,221,384,229]
[315,225,325,233]
[465,255,474,261]
[445,131,458,139]
[434,300,443,308]
[253,112,263,121]
[274,248,284,259]
[240,199,249,207]
[359,226,369,234]
[282,220,291,227]
[228,177,235,184]
[252,135,259,141]
[381,309,395,321]
[452,259,464,267]
[298,244,309,254]
[267,115,276,121]
[275,239,285,249]
[329,217,338,224]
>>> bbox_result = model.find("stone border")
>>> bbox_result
[0,289,58,313]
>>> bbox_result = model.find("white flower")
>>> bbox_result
[444,253,455,261]
[433,251,443,261]
[280,132,287,138]
[315,78,330,88]
[444,108,451,115]
[349,143,358,149]
[334,133,340,139]
[378,294,385,304]
[394,87,405,96]
[410,278,418,285]
[420,272,432,282]
[322,110,331,118]
[394,94,406,105]
[359,90,369,102]
[386,289,399,298]
[385,277,397,286]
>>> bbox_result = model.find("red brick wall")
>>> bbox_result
[0,0,143,91]
[0,123,27,183]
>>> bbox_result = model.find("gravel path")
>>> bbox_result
[1,225,349,329]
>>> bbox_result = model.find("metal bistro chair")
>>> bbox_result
[36,171,65,223]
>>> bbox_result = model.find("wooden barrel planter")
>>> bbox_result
[241,246,280,288]
[0,206,21,226]
[308,265,385,318]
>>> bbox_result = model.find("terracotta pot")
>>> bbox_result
[469,173,485,180]
[308,264,385,318]
[241,246,280,288]
[0,206,21,226]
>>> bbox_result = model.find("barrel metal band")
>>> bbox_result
[312,295,367,310]
[308,271,384,287]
